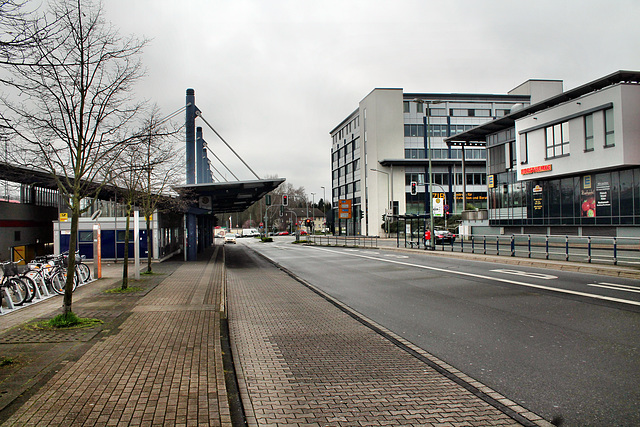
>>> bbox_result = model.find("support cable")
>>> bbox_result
[196,111,261,180]
[203,141,239,181]
[158,106,187,125]
[207,158,228,183]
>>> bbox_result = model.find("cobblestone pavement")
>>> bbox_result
[1,248,230,426]
[226,244,552,427]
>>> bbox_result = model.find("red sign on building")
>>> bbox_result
[521,164,552,175]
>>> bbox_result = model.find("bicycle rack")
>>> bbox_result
[2,288,16,310]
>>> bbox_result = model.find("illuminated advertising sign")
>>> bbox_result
[521,164,552,175]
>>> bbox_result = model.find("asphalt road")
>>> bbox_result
[240,237,640,427]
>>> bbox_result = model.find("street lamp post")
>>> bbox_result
[310,192,315,234]
[320,186,326,234]
[415,99,443,249]
[370,168,390,238]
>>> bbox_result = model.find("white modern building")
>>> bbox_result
[330,86,561,236]
[447,70,640,238]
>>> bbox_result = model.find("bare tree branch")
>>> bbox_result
[1,0,147,315]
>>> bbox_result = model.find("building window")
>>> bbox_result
[79,231,93,242]
[404,124,424,137]
[450,109,468,117]
[545,122,570,159]
[520,133,528,164]
[604,108,614,147]
[434,173,449,186]
[117,230,134,242]
[584,114,594,151]
[405,173,425,186]
[403,101,410,113]
[404,148,425,159]
[428,108,447,117]
[416,102,423,113]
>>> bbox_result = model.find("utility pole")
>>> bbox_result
[416,98,443,249]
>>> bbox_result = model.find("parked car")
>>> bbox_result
[224,233,237,244]
[434,229,455,244]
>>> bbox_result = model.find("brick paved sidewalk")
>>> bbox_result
[2,248,230,426]
[226,245,552,427]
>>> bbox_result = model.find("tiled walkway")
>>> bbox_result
[2,248,230,426]
[1,242,554,426]
[226,245,550,427]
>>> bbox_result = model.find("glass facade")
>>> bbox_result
[489,167,640,226]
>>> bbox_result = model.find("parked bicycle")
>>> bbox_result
[1,261,30,308]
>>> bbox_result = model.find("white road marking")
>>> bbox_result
[308,246,640,307]
[490,269,558,280]
[588,283,640,294]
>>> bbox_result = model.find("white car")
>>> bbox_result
[224,233,237,244]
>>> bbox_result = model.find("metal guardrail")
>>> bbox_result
[449,234,640,267]
[306,233,638,267]
[307,235,379,249]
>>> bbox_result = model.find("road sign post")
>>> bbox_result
[338,199,352,236]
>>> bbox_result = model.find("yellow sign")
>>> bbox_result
[59,213,68,221]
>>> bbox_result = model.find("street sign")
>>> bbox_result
[433,197,444,217]
[338,199,352,219]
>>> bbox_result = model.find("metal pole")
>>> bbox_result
[416,99,443,249]
[426,114,434,249]
[321,186,326,233]
[370,169,390,238]
[311,192,316,235]
[134,210,140,280]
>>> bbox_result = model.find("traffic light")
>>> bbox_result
[283,194,288,206]
[265,194,271,206]
[410,181,417,195]
[280,205,284,216]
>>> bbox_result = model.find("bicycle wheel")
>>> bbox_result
[20,275,37,302]
[50,270,66,295]
[25,270,46,295]
[6,278,29,306]
[77,263,91,284]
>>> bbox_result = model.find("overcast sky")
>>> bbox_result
[104,0,640,204]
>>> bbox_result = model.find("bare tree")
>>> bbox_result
[1,1,42,65]
[1,0,146,315]
[137,108,184,274]
[109,151,144,290]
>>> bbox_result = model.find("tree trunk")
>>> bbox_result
[122,202,131,289]
[63,199,79,316]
